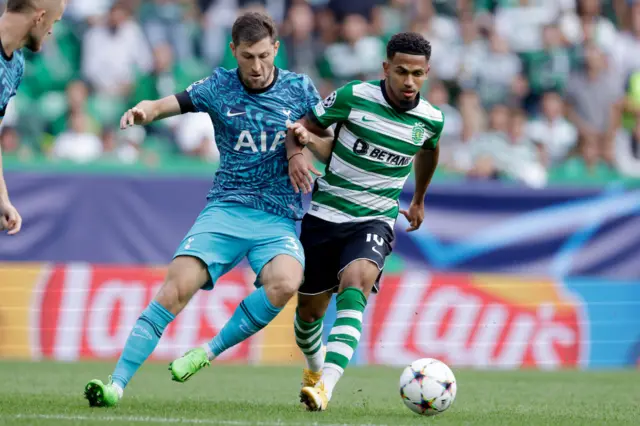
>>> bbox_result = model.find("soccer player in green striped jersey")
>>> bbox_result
[285,32,442,411]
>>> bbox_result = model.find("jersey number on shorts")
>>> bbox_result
[285,236,301,255]
[366,233,384,256]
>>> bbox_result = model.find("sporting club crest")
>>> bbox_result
[412,123,426,144]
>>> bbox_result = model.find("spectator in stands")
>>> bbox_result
[51,111,103,163]
[410,1,459,82]
[527,91,578,168]
[281,1,318,78]
[428,80,462,145]
[49,80,100,137]
[0,126,21,157]
[550,132,619,182]
[467,104,511,181]
[82,1,153,97]
[454,15,485,88]
[65,0,113,25]
[102,125,147,165]
[503,108,547,188]
[565,42,623,164]
[494,0,557,54]
[612,1,640,78]
[442,89,485,174]
[141,0,197,62]
[464,30,523,109]
[174,113,219,163]
[560,0,618,56]
[317,13,384,88]
[521,24,571,111]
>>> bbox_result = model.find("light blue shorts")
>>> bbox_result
[174,201,304,290]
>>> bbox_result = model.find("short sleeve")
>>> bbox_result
[423,108,445,150]
[308,82,356,129]
[186,71,219,113]
[301,74,322,113]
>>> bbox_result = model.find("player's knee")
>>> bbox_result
[154,256,208,315]
[339,261,379,294]
[264,273,300,308]
[297,295,328,323]
[261,256,303,308]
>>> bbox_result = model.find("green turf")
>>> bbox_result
[0,361,638,425]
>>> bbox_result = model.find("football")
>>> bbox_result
[399,358,457,416]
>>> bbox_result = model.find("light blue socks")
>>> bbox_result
[208,287,281,357]
[112,301,175,389]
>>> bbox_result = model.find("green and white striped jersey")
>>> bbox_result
[307,80,445,227]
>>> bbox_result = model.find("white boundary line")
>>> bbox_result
[7,414,392,426]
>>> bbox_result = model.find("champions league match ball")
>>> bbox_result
[399,358,457,416]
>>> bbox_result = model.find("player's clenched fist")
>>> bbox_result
[288,122,311,146]
[0,201,22,235]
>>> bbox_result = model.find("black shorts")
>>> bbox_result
[298,214,394,295]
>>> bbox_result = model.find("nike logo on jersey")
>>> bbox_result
[361,116,376,122]
[227,109,246,117]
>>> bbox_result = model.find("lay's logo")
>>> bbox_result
[31,264,252,362]
[366,271,587,369]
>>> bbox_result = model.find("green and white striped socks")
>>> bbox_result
[294,311,325,372]
[323,287,367,398]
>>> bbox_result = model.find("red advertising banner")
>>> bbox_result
[365,271,587,369]
[32,264,253,362]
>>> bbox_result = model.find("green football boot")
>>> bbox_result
[84,378,121,407]
[169,347,210,383]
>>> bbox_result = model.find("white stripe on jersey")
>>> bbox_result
[316,179,397,213]
[348,108,433,146]
[348,108,429,145]
[328,154,407,190]
[352,82,444,122]
[307,201,396,227]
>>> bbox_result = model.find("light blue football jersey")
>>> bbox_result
[0,46,25,119]
[186,67,321,220]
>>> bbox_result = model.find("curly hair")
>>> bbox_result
[386,32,432,61]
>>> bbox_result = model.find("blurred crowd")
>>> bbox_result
[1,0,640,186]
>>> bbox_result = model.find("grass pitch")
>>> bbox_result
[0,361,638,425]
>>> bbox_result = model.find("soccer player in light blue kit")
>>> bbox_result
[84,12,324,407]
[0,0,66,235]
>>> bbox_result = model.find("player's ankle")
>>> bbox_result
[201,343,216,361]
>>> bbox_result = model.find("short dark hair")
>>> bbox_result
[387,32,432,61]
[6,0,35,13]
[232,12,278,46]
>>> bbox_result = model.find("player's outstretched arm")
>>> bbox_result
[400,145,440,232]
[0,145,22,235]
[120,95,182,129]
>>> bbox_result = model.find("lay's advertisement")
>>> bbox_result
[1,263,639,368]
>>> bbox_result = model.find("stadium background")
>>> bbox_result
[0,0,639,371]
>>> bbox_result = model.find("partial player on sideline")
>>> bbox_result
[0,0,67,235]
[84,11,326,407]
[286,32,443,411]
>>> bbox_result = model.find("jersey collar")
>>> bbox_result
[380,79,420,112]
[237,67,279,95]
[0,38,13,61]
